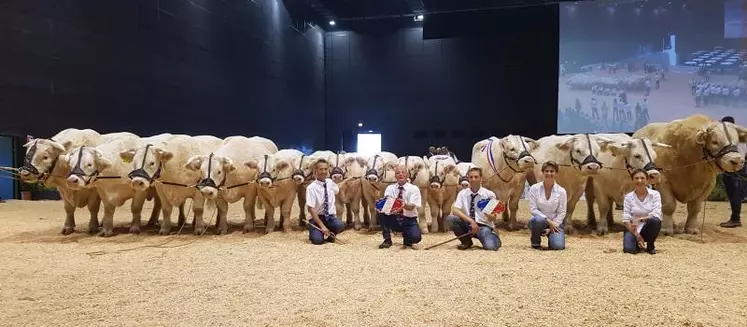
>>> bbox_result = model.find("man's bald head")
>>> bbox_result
[394,164,407,174]
[394,164,408,184]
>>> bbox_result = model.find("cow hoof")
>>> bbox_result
[596,227,608,236]
[660,227,674,236]
[429,225,439,233]
[353,223,362,231]
[60,226,75,235]
[282,227,292,233]
[243,225,255,233]
[565,225,576,235]
[419,224,429,234]
[158,229,170,236]
[217,229,228,235]
[88,226,100,235]
[264,227,273,234]
[194,227,205,235]
[685,227,700,235]
[146,218,158,227]
[98,229,114,237]
[129,226,141,234]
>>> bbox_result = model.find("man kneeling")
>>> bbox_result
[445,167,501,250]
[306,159,345,245]
[378,165,423,249]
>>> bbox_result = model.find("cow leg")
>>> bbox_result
[658,182,677,235]
[99,202,116,237]
[595,194,613,236]
[243,195,257,233]
[684,200,704,234]
[418,188,429,234]
[429,199,440,233]
[361,195,370,226]
[147,188,161,226]
[351,196,362,231]
[192,194,207,236]
[260,195,275,234]
[507,191,521,231]
[178,202,187,227]
[586,179,597,228]
[87,193,101,235]
[564,189,584,235]
[297,185,307,227]
[440,198,455,233]
[216,198,229,235]
[129,191,147,234]
[280,193,296,233]
[158,194,174,235]
[61,198,76,235]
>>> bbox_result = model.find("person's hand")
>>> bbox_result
[635,233,645,249]
[321,226,330,238]
[636,215,649,222]
[469,221,479,235]
[541,228,550,236]
[546,218,559,233]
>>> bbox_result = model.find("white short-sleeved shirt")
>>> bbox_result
[383,182,421,218]
[305,178,339,218]
[453,187,497,228]
[527,182,567,227]
[622,189,662,233]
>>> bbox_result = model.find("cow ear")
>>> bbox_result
[155,148,174,162]
[244,159,258,169]
[606,141,630,157]
[523,137,539,150]
[119,149,136,163]
[184,155,204,171]
[734,124,747,143]
[94,150,112,171]
[695,128,707,145]
[556,136,575,150]
[276,159,290,171]
[444,164,456,174]
[221,157,236,172]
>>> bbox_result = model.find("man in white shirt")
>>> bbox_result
[444,167,501,250]
[305,159,345,245]
[377,165,422,249]
[719,116,744,228]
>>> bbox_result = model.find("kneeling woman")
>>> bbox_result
[527,161,567,250]
[622,168,662,254]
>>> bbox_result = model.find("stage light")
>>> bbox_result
[358,122,363,127]
[414,14,424,22]
[329,20,336,26]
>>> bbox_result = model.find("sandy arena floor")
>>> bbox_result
[1,198,746,327]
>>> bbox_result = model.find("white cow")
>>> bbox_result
[425,155,460,233]
[184,136,276,234]
[584,134,670,235]
[397,156,430,233]
[360,151,399,230]
[456,162,477,189]
[471,135,539,230]
[18,128,115,235]
[123,134,222,235]
[530,134,614,234]
[62,132,142,237]
[252,148,313,233]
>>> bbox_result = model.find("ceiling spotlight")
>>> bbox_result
[414,14,424,22]
[358,122,363,127]
[329,20,336,26]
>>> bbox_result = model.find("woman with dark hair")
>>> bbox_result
[623,168,662,254]
[527,161,567,250]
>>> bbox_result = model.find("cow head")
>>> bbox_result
[341,154,367,179]
[18,138,70,183]
[696,121,747,172]
[399,156,428,185]
[61,146,109,190]
[328,153,347,182]
[500,135,539,171]
[185,154,235,199]
[244,154,274,187]
[556,134,614,174]
[606,138,670,183]
[427,155,459,189]
[120,145,173,191]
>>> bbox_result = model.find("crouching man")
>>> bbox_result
[306,159,345,245]
[378,165,423,249]
[445,167,501,251]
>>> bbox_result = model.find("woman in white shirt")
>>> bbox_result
[622,168,662,254]
[527,161,567,250]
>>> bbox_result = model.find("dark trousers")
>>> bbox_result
[723,173,743,222]
[378,213,422,245]
[623,217,662,253]
[308,215,345,245]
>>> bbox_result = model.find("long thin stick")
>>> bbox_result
[425,232,473,250]
[304,219,346,244]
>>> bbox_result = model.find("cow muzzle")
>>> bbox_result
[258,171,273,187]
[292,169,305,184]
[720,153,745,172]
[429,176,442,189]
[331,167,344,181]
[365,168,379,182]
[130,177,151,190]
[518,152,536,169]
[459,176,469,188]
[200,186,219,199]
[66,175,85,189]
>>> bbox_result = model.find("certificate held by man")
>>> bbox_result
[477,198,505,216]
[375,196,404,215]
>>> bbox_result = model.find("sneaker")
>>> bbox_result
[378,240,392,249]
[719,220,742,228]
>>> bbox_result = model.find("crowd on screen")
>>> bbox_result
[689,68,747,108]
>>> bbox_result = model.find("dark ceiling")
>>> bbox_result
[287,0,593,25]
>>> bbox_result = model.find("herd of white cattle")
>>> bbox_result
[16,114,747,239]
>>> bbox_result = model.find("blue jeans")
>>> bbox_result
[528,215,565,250]
[378,213,422,245]
[623,216,661,253]
[445,215,501,250]
[308,215,345,245]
